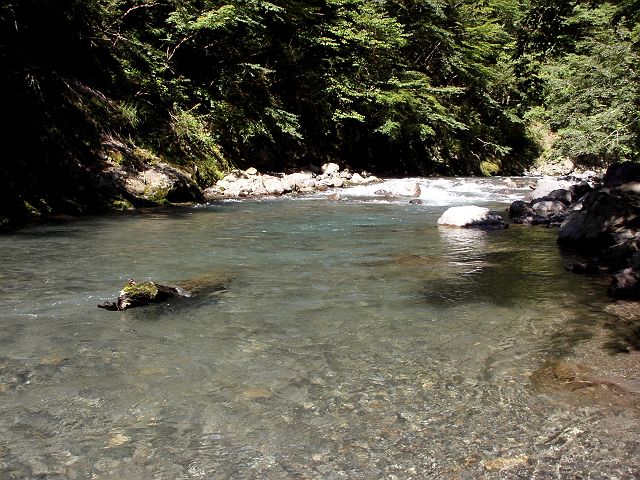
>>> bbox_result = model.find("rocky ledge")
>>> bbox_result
[203,163,381,200]
[509,162,640,299]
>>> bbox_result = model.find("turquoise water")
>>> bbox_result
[1,179,638,479]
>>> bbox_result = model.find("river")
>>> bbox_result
[1,177,638,478]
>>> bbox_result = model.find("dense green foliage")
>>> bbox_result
[522,1,640,167]
[1,0,638,222]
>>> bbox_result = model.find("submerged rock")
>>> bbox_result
[437,206,507,229]
[531,357,640,407]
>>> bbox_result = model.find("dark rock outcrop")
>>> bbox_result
[511,162,640,300]
[558,190,640,248]
[603,162,640,189]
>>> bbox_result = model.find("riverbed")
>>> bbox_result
[1,177,638,478]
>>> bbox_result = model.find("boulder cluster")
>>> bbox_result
[511,163,640,299]
[508,176,596,227]
[100,157,381,208]
[203,163,380,200]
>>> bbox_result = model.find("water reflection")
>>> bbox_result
[437,224,489,249]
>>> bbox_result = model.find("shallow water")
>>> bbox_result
[1,178,638,479]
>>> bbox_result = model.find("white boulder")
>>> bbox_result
[437,206,507,229]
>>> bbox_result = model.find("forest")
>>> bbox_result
[0,0,638,223]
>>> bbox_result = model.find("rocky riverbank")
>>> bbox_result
[509,162,640,300]
[202,163,381,200]
[98,159,382,209]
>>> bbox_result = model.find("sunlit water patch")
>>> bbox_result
[0,178,638,479]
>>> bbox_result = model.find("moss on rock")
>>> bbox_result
[120,281,159,301]
[480,160,500,177]
[111,198,134,211]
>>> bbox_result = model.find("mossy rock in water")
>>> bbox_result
[99,279,189,311]
[111,197,134,211]
[480,160,500,177]
[121,281,159,302]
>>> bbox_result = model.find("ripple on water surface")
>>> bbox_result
[0,185,638,478]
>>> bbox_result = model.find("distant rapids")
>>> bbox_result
[311,176,534,205]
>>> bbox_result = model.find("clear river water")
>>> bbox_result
[1,177,639,479]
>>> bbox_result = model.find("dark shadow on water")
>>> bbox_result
[1,203,234,236]
[421,249,567,308]
[546,313,600,357]
[603,316,640,353]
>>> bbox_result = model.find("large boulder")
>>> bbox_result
[121,163,202,204]
[525,178,575,202]
[545,189,573,205]
[569,181,593,202]
[558,190,640,248]
[263,177,285,195]
[509,200,534,219]
[531,200,567,215]
[437,206,507,229]
[282,172,314,192]
[528,159,575,177]
[349,173,368,185]
[318,176,344,188]
[347,172,380,186]
[203,186,224,201]
[603,162,640,189]
[394,182,422,197]
[321,162,340,175]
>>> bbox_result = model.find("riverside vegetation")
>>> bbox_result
[1,0,639,225]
